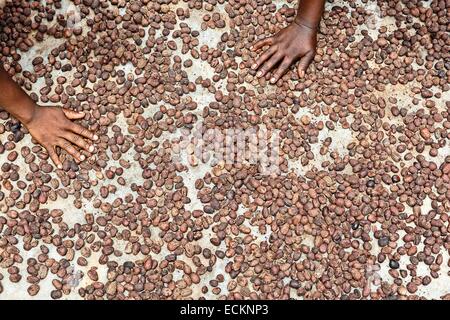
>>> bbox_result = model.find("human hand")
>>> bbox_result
[24,104,98,168]
[251,21,317,83]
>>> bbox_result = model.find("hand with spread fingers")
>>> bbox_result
[1,65,97,168]
[251,21,317,83]
[251,0,325,83]
[24,105,98,168]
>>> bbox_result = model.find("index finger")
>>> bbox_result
[70,123,98,141]
[62,109,85,120]
[251,37,274,51]
[270,58,292,83]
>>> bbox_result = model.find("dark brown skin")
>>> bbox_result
[251,0,326,83]
[0,65,97,168]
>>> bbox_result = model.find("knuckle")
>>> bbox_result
[72,124,81,133]
[260,56,269,63]
[63,118,72,127]
[274,52,284,59]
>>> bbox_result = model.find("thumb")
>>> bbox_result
[297,51,315,78]
[62,108,85,120]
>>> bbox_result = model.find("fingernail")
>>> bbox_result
[256,71,262,77]
[93,135,99,140]
[57,164,62,169]
[80,155,86,161]
[299,70,305,78]
[270,78,276,83]
[251,64,257,69]
[89,145,94,152]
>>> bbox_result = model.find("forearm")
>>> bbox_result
[0,65,36,125]
[295,0,326,29]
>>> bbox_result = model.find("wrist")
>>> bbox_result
[294,16,320,30]
[15,97,37,126]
